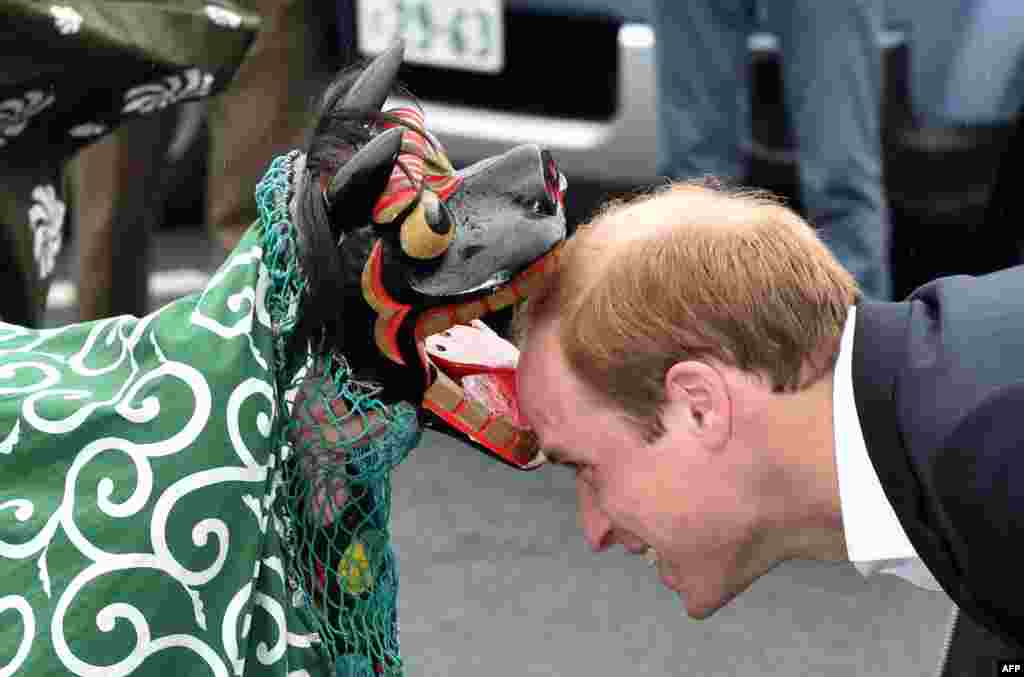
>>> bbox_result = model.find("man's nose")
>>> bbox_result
[578,480,612,552]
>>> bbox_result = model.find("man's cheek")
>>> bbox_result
[575,476,597,527]
[577,475,600,513]
[599,490,643,534]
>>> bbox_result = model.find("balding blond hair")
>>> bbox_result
[528,180,859,442]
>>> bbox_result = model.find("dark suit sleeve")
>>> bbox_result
[933,384,1024,647]
[855,265,1024,650]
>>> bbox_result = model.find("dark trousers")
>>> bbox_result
[939,608,1024,677]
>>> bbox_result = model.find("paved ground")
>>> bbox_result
[44,206,958,677]
[392,431,955,677]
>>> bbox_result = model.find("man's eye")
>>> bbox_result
[559,461,584,477]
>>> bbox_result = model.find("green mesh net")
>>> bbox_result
[257,151,421,676]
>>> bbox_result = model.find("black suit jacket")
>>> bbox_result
[853,265,1024,650]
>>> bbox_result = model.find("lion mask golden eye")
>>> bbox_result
[399,190,455,260]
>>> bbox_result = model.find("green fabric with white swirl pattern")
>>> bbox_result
[0,152,421,676]
[0,227,349,675]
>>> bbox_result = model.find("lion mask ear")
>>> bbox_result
[341,41,404,113]
[325,127,403,238]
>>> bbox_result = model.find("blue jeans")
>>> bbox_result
[653,0,892,300]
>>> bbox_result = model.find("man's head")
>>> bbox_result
[516,180,856,618]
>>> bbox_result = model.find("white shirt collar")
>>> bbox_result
[833,306,943,592]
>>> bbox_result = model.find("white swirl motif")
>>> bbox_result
[21,324,172,437]
[67,315,139,377]
[220,572,288,673]
[0,499,33,523]
[0,360,61,396]
[149,462,273,591]
[223,582,254,675]
[69,122,106,138]
[0,418,18,455]
[13,357,211,582]
[40,351,231,676]
[123,69,215,115]
[0,507,60,562]
[253,593,287,665]
[51,564,229,677]
[0,323,30,345]
[0,595,34,677]
[0,322,74,360]
[0,225,305,676]
[227,378,275,469]
[0,90,55,147]
[191,246,270,370]
[28,184,66,279]
[0,498,62,575]
[38,546,52,598]
[49,5,83,34]
[205,4,243,28]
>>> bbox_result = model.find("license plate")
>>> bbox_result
[356,0,505,74]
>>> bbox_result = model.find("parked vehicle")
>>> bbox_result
[346,0,656,185]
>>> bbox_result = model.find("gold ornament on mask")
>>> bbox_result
[399,190,454,260]
[370,106,462,261]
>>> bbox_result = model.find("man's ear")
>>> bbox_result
[664,361,731,450]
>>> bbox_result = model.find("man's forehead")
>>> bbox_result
[594,185,741,245]
[518,340,584,466]
[522,316,615,405]
[595,196,676,240]
[561,204,667,294]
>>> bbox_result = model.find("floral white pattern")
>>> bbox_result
[49,6,83,35]
[28,185,66,279]
[0,91,56,147]
[69,122,106,138]
[205,4,243,29]
[122,69,215,115]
